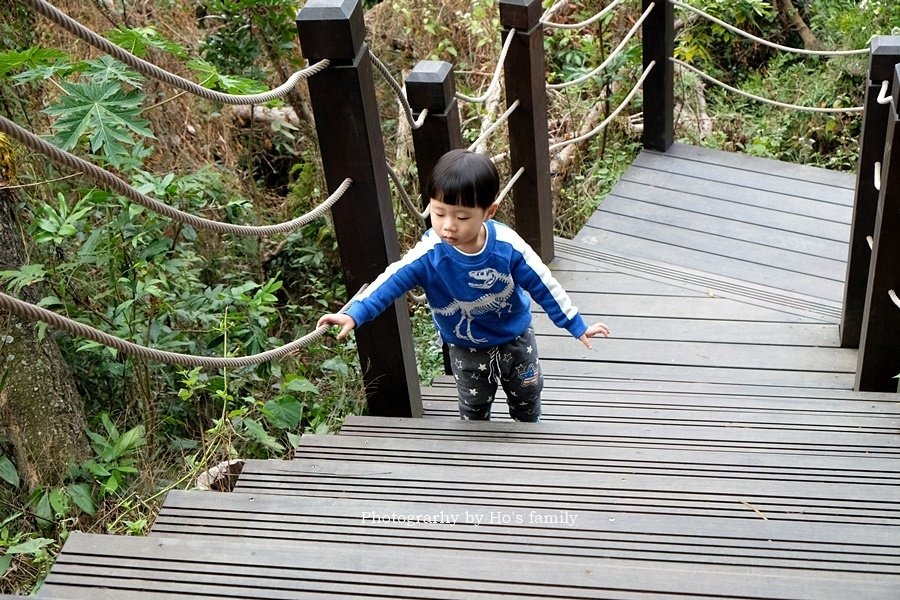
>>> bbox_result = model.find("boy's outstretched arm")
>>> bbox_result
[578,322,610,350]
[317,313,357,340]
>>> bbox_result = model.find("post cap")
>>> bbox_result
[499,0,543,30]
[870,36,900,83]
[406,61,457,112]
[296,0,366,63]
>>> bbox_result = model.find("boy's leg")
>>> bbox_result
[447,344,499,420]
[499,328,543,422]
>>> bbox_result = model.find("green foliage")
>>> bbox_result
[199,0,300,78]
[676,0,777,69]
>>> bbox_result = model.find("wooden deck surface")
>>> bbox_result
[37,145,900,599]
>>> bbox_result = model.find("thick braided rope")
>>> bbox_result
[549,61,656,152]
[541,0,627,30]
[671,58,864,113]
[23,0,330,104]
[890,289,900,311]
[548,2,652,91]
[467,100,520,152]
[367,50,428,129]
[455,29,517,104]
[386,162,429,222]
[0,116,352,236]
[670,0,869,56]
[0,291,331,368]
[0,285,364,368]
[877,80,892,105]
[495,167,525,205]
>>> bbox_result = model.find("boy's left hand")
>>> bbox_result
[579,322,610,350]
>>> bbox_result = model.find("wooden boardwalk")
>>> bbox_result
[36,145,900,599]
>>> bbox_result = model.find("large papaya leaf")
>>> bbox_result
[43,80,154,168]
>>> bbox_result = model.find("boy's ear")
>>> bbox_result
[485,203,499,220]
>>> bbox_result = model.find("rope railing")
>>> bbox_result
[0,115,352,237]
[21,0,330,105]
[386,161,429,222]
[549,61,656,152]
[495,166,525,205]
[547,1,652,91]
[877,80,892,105]
[455,29,516,104]
[368,50,428,129]
[467,100,520,152]
[541,0,627,30]
[670,0,870,56]
[0,285,363,369]
[875,161,882,191]
[671,58,864,113]
[889,289,900,310]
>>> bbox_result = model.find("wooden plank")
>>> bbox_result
[533,317,841,346]
[556,239,842,322]
[580,210,846,283]
[610,179,850,243]
[575,228,845,301]
[559,292,825,322]
[42,532,899,600]
[234,459,900,526]
[632,151,854,205]
[661,144,857,189]
[425,375,900,411]
[152,491,900,575]
[599,191,848,260]
[534,269,708,297]
[337,416,900,457]
[536,336,856,373]
[418,398,900,434]
[296,434,900,483]
[620,165,852,222]
[536,360,854,389]
[526,374,899,402]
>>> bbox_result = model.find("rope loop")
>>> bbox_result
[876,81,892,105]
[368,50,428,129]
[455,29,517,104]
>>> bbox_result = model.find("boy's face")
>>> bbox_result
[429,198,498,254]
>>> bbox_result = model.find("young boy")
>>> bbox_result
[318,149,609,422]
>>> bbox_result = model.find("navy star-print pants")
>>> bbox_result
[448,327,543,422]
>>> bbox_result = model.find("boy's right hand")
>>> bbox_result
[317,313,357,340]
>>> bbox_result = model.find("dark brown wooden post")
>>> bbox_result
[641,0,674,151]
[499,0,554,262]
[406,60,464,376]
[297,0,422,417]
[856,64,900,393]
[406,60,464,216]
[841,37,900,348]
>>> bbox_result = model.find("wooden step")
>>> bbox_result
[233,453,900,525]
[342,414,900,458]
[40,531,900,599]
[295,431,900,486]
[152,489,900,578]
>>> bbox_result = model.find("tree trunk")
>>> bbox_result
[776,0,820,50]
[0,186,90,491]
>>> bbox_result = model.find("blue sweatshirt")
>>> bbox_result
[347,220,588,348]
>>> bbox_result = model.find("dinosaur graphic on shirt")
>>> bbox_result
[432,268,515,344]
